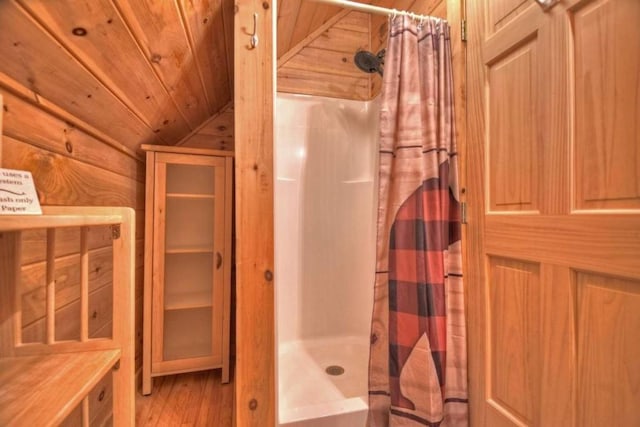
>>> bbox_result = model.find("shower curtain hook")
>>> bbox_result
[390,8,398,20]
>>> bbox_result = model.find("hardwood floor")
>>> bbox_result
[136,369,233,426]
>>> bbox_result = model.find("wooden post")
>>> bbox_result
[142,150,155,395]
[234,0,275,425]
[0,231,20,356]
[111,208,136,426]
[80,226,89,342]
[46,229,56,344]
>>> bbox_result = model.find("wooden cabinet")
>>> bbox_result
[0,207,135,426]
[142,145,233,395]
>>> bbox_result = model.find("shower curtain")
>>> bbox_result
[368,15,468,427]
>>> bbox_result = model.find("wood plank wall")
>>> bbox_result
[179,0,453,152]
[278,11,372,100]
[276,1,448,101]
[0,0,233,149]
[178,104,235,151]
[0,78,146,378]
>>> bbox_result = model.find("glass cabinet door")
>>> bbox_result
[152,153,226,365]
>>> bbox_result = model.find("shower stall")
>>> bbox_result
[275,93,379,426]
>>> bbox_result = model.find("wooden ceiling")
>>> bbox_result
[0,0,442,153]
[278,0,445,56]
[0,0,234,152]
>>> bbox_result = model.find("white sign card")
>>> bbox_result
[0,168,42,215]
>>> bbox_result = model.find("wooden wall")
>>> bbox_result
[276,0,448,101]
[278,11,372,100]
[0,0,233,149]
[179,104,235,151]
[0,77,146,374]
[179,0,453,152]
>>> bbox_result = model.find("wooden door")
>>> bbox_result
[466,0,640,426]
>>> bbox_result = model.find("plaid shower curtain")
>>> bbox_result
[367,15,468,427]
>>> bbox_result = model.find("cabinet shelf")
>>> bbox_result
[165,246,214,254]
[165,291,212,311]
[0,349,120,426]
[166,193,215,200]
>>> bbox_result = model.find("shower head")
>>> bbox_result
[354,49,385,76]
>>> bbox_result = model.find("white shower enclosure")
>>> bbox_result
[275,93,379,427]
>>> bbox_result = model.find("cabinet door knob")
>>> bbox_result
[216,252,223,269]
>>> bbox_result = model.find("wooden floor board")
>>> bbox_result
[136,369,233,426]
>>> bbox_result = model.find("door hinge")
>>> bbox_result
[461,202,467,224]
[461,19,467,42]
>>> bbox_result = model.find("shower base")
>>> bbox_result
[278,336,369,427]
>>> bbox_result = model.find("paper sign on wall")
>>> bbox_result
[0,168,42,215]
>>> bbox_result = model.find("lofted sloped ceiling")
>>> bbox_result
[0,0,234,153]
[278,0,445,59]
[0,0,441,154]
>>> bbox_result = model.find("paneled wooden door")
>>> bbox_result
[466,0,640,426]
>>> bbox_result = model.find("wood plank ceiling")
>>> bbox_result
[0,0,233,153]
[0,0,440,152]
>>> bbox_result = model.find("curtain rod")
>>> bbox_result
[306,0,430,20]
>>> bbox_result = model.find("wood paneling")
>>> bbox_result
[20,226,113,265]
[277,0,342,59]
[235,0,275,425]
[488,41,539,212]
[16,0,193,145]
[577,273,640,427]
[22,282,114,344]
[222,0,234,96]
[278,11,371,100]
[4,137,144,207]
[0,0,235,149]
[1,90,143,182]
[0,1,160,149]
[573,0,640,210]
[112,0,211,126]
[88,371,114,426]
[1,0,456,144]
[178,0,232,113]
[277,1,451,101]
[467,0,640,426]
[180,104,235,151]
[0,72,140,159]
[277,0,302,60]
[1,79,145,373]
[489,0,529,32]
[278,67,370,100]
[21,246,112,327]
[488,258,540,425]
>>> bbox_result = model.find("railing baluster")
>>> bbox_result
[80,227,89,342]
[46,229,56,345]
[82,396,90,427]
